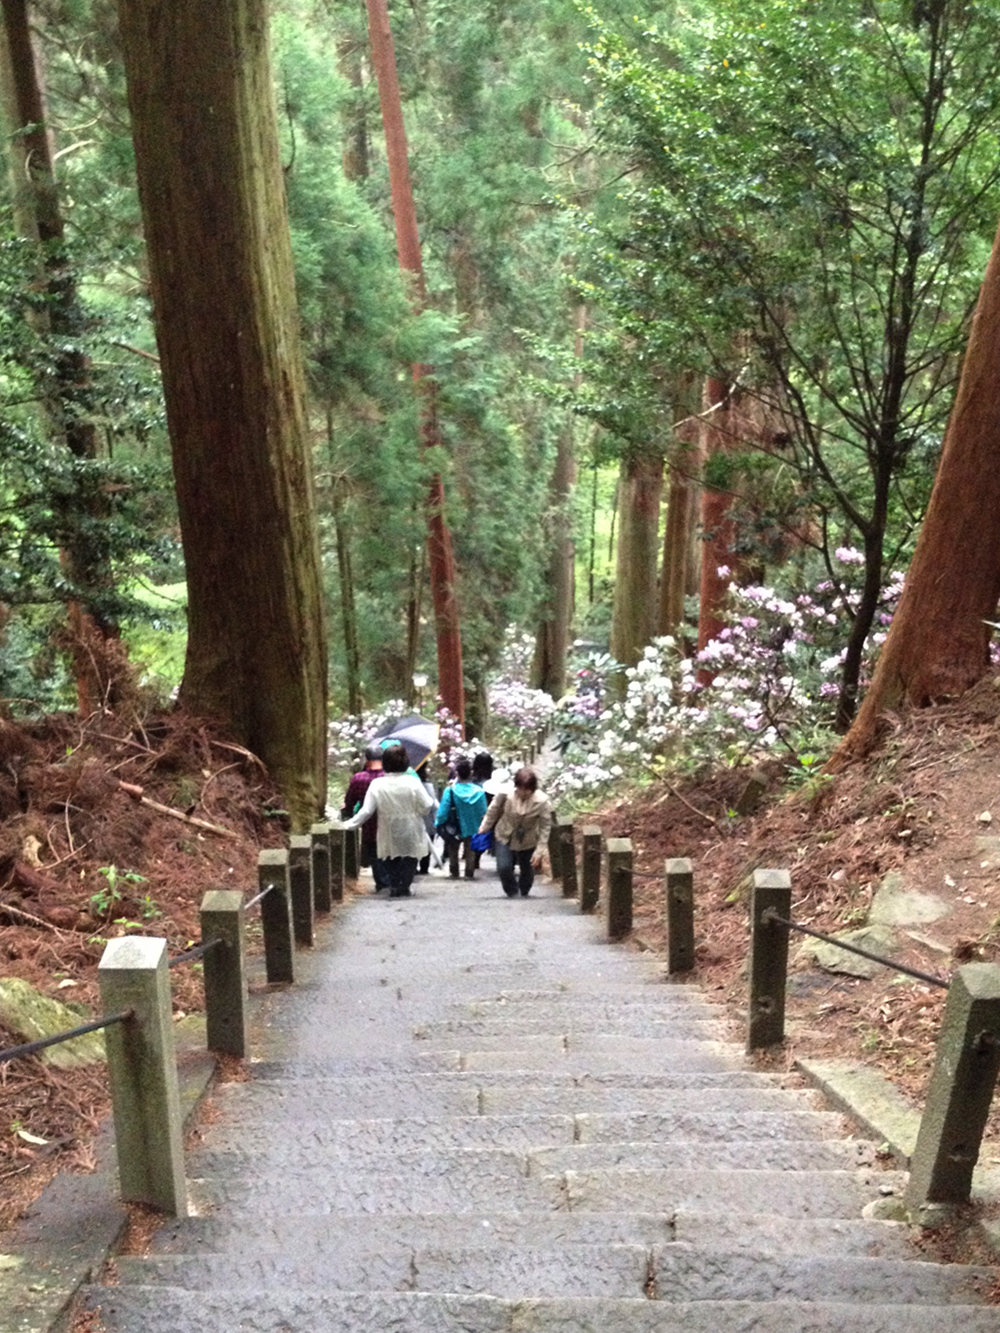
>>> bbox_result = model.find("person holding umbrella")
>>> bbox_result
[340,743,433,898]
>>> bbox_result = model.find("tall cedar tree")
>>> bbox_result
[0,0,114,712]
[836,220,1000,764]
[608,451,663,667]
[116,0,327,828]
[365,0,465,734]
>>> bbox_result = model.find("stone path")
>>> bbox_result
[83,864,1000,1331]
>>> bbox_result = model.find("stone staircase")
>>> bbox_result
[83,871,1000,1331]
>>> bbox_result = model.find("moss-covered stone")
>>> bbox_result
[0,978,106,1069]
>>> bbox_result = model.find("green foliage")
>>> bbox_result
[88,864,147,918]
[576,0,1000,712]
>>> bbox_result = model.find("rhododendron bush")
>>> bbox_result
[326,553,908,807]
[543,554,905,802]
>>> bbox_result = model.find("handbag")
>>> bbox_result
[438,791,461,842]
[470,830,493,853]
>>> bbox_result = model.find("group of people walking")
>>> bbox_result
[339,744,552,900]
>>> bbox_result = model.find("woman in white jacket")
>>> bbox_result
[341,743,432,897]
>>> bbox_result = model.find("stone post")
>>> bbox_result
[665,858,695,974]
[605,838,633,941]
[558,818,578,899]
[200,890,248,1058]
[580,826,602,914]
[98,936,186,1216]
[310,822,332,913]
[329,823,345,902]
[747,868,791,1052]
[258,849,294,984]
[548,818,563,884]
[344,826,360,881]
[905,964,1000,1210]
[288,834,315,947]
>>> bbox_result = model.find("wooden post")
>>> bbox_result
[665,858,695,974]
[310,822,332,913]
[747,868,791,1052]
[98,937,186,1216]
[559,818,578,899]
[329,823,345,902]
[200,890,248,1058]
[605,838,633,941]
[580,825,601,914]
[258,849,294,984]
[905,965,1000,1209]
[288,834,315,946]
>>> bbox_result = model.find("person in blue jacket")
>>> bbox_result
[435,756,488,879]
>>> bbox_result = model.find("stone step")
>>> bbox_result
[186,1165,904,1219]
[478,1082,819,1117]
[576,1109,848,1144]
[411,1016,730,1041]
[81,1289,1000,1333]
[446,1038,744,1073]
[272,1031,746,1072]
[149,1211,675,1257]
[196,1107,850,1157]
[190,1135,875,1176]
[213,1077,822,1121]
[561,1167,907,1218]
[527,1139,877,1174]
[147,1209,917,1262]
[240,1064,791,1090]
[199,1113,578,1155]
[111,1243,997,1304]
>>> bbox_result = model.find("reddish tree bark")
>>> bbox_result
[696,377,739,683]
[365,0,464,733]
[835,221,1000,765]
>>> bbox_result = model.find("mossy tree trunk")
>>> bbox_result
[117,0,328,829]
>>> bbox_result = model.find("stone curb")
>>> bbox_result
[0,1018,217,1333]
[796,1056,1000,1248]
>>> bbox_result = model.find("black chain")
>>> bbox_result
[0,1009,133,1066]
[763,910,949,989]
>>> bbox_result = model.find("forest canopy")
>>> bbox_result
[0,0,997,807]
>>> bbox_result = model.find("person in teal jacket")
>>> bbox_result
[435,756,488,879]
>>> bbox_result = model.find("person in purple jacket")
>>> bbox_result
[342,745,387,892]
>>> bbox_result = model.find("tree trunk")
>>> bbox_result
[609,452,664,667]
[835,220,1000,764]
[364,0,465,735]
[533,308,584,698]
[117,0,328,829]
[696,377,737,683]
[658,456,697,638]
[0,0,114,712]
[332,483,362,718]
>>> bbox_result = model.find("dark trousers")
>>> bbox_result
[385,856,418,897]
[362,841,389,890]
[446,836,475,879]
[496,841,535,897]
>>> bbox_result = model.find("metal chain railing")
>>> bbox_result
[0,1008,133,1066]
[243,881,277,913]
[762,908,949,989]
[168,937,222,969]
